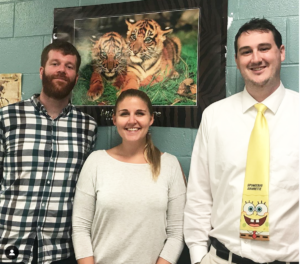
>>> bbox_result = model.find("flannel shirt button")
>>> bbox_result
[42,203,45,207]
[47,181,50,184]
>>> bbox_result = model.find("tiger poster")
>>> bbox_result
[0,74,22,108]
[72,9,199,107]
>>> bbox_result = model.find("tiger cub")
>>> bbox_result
[121,18,181,91]
[88,32,127,101]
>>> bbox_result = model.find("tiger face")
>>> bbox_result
[88,32,128,101]
[92,32,127,79]
[125,19,173,64]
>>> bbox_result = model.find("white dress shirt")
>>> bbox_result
[184,83,299,264]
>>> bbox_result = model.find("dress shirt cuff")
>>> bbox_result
[189,245,207,264]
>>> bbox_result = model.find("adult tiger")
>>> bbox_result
[121,18,182,91]
[88,32,127,101]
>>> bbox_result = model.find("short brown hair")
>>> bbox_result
[41,40,81,72]
[235,18,282,55]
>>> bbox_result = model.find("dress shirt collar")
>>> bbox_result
[241,82,285,114]
[30,94,73,118]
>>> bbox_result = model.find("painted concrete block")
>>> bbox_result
[281,65,299,92]
[21,74,42,100]
[177,156,191,179]
[15,0,79,37]
[287,17,299,64]
[191,128,198,148]
[227,0,239,20]
[110,126,122,148]
[95,126,113,150]
[267,17,287,44]
[226,66,237,96]
[0,3,14,38]
[43,35,53,48]
[151,127,192,157]
[189,128,198,158]
[0,36,43,74]
[239,0,299,18]
[226,19,247,67]
[236,70,245,93]
[267,18,287,65]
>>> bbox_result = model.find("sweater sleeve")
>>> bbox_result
[72,151,98,260]
[159,157,187,264]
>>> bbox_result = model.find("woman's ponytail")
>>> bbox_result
[144,131,161,180]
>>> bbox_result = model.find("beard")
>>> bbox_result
[247,77,271,88]
[42,71,77,100]
[244,69,280,90]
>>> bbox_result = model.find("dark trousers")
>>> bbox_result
[1,238,77,264]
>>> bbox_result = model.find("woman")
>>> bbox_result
[72,89,186,264]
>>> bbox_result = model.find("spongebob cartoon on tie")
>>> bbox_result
[240,200,269,240]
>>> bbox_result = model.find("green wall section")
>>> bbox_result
[0,0,298,177]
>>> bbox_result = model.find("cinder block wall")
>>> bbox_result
[0,0,298,177]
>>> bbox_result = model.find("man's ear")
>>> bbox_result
[39,67,44,80]
[235,54,240,70]
[279,45,285,62]
[75,73,79,84]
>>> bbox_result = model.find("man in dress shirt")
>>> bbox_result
[184,18,299,264]
[0,41,97,264]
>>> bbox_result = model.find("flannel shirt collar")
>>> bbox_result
[30,94,74,118]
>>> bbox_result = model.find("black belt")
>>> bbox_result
[210,237,299,264]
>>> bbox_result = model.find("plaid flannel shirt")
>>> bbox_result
[0,94,97,264]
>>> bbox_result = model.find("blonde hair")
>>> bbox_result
[114,89,161,180]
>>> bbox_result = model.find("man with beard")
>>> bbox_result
[0,41,97,264]
[184,18,298,264]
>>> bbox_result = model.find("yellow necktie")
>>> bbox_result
[240,103,270,241]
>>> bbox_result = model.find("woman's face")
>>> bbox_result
[113,96,154,144]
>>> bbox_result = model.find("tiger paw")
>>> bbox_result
[87,81,104,101]
[170,70,180,79]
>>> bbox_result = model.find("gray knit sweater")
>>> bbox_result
[72,150,186,264]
